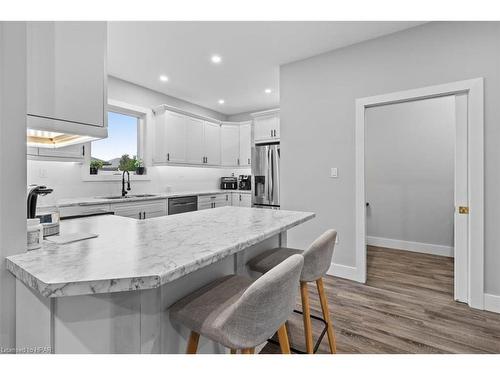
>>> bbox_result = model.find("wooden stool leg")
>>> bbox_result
[241,348,254,354]
[300,281,314,353]
[277,324,291,354]
[230,348,237,354]
[186,331,200,354]
[316,278,337,354]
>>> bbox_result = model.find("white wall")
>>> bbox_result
[29,77,250,207]
[280,21,500,295]
[366,96,455,248]
[0,22,27,350]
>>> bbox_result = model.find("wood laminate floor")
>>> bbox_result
[261,246,500,354]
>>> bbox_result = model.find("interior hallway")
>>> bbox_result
[262,246,500,353]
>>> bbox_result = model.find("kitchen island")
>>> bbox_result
[6,207,314,353]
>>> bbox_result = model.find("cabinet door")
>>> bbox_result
[239,122,251,166]
[141,201,167,219]
[274,117,280,139]
[153,113,167,163]
[203,121,221,165]
[165,111,187,163]
[185,117,205,164]
[27,22,106,127]
[221,124,240,166]
[38,144,85,160]
[254,116,276,142]
[239,194,252,207]
[223,193,232,206]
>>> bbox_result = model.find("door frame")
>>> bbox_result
[355,78,484,309]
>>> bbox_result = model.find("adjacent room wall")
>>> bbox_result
[29,77,249,207]
[0,22,27,351]
[365,96,455,253]
[280,21,500,295]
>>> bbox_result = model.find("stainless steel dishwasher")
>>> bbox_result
[168,196,198,215]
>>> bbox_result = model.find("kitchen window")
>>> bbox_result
[92,112,139,172]
[83,100,149,180]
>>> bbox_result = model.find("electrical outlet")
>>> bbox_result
[330,167,338,178]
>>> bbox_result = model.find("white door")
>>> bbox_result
[203,121,221,165]
[239,122,251,166]
[27,22,106,127]
[454,93,468,303]
[221,124,240,166]
[165,111,187,163]
[185,117,205,164]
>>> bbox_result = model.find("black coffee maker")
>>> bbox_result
[238,175,251,190]
[27,185,53,219]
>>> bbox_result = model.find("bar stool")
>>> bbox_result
[170,254,304,354]
[247,229,337,354]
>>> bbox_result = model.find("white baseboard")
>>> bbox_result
[327,262,362,282]
[484,293,500,314]
[367,236,454,257]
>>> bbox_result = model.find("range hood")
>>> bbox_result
[27,115,107,149]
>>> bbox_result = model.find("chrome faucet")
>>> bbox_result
[122,171,131,197]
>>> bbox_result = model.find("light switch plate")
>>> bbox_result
[330,167,338,178]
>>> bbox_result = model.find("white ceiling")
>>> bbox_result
[108,21,425,115]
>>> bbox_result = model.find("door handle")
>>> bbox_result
[270,130,273,137]
[143,211,146,219]
[167,153,170,161]
[458,206,469,214]
[248,158,250,165]
[139,212,142,219]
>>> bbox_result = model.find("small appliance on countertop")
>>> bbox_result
[27,184,60,237]
[238,175,251,190]
[220,177,238,190]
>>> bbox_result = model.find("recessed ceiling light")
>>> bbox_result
[218,99,225,104]
[264,88,272,94]
[159,75,169,82]
[211,55,222,64]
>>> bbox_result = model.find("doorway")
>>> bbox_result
[354,78,484,309]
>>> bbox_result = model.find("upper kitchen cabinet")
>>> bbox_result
[185,117,205,164]
[220,123,240,166]
[253,109,280,144]
[203,121,221,166]
[27,22,107,140]
[239,121,251,166]
[153,110,187,164]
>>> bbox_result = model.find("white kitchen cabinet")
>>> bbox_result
[185,117,205,164]
[153,110,187,164]
[198,194,229,210]
[37,144,86,160]
[232,193,252,207]
[203,121,221,166]
[239,122,251,166]
[111,200,167,220]
[253,113,280,143]
[221,124,240,166]
[27,21,106,129]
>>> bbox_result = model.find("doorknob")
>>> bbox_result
[458,206,469,214]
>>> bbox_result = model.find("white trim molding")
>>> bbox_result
[367,236,454,258]
[484,294,500,314]
[355,78,484,310]
[326,263,362,282]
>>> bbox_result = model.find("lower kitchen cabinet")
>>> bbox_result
[112,200,167,220]
[198,193,231,210]
[232,192,251,207]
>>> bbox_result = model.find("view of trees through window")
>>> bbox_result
[91,112,138,172]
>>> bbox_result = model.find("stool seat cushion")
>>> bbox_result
[170,275,254,347]
[248,247,303,276]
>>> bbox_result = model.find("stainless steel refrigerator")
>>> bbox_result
[253,143,280,209]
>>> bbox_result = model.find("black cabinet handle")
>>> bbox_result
[139,212,142,219]
[248,158,250,165]
[143,212,146,219]
[167,153,170,161]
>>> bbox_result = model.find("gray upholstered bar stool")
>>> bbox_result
[170,254,304,354]
[247,229,337,354]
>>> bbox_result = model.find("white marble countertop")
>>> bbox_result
[6,207,314,298]
[54,190,252,208]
